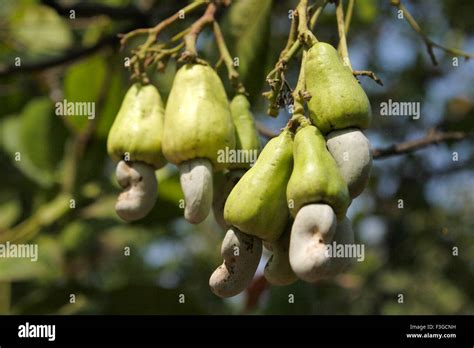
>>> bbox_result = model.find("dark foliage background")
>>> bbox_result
[0,0,473,314]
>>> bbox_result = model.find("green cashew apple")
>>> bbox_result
[305,42,371,134]
[224,130,293,242]
[287,124,350,220]
[162,63,235,224]
[264,223,297,286]
[107,83,165,221]
[212,169,246,229]
[326,128,372,199]
[107,83,166,168]
[228,93,261,169]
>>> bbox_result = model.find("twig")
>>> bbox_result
[390,0,474,65]
[353,70,384,85]
[212,21,245,93]
[344,0,355,34]
[335,0,352,69]
[372,129,468,158]
[263,0,327,116]
[297,0,318,46]
[256,125,469,160]
[119,0,209,47]
[0,33,119,77]
[179,2,217,62]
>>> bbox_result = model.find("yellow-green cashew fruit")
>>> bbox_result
[287,125,350,220]
[304,42,371,134]
[224,130,293,242]
[162,63,235,224]
[264,224,297,286]
[212,170,246,229]
[228,94,261,169]
[162,63,235,168]
[326,128,372,199]
[107,83,165,221]
[107,83,166,168]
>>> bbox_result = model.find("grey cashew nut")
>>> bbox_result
[310,216,355,280]
[115,160,157,222]
[212,169,245,229]
[326,128,372,199]
[264,226,297,286]
[179,158,213,224]
[209,226,262,298]
[289,203,337,283]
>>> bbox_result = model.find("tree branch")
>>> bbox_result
[256,123,470,160]
[371,129,468,158]
[0,33,119,77]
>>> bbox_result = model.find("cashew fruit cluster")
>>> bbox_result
[210,41,373,298]
[107,63,260,229]
[107,42,372,298]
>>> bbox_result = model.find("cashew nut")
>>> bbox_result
[115,160,157,222]
[326,128,372,199]
[212,170,245,229]
[311,216,355,279]
[264,226,297,286]
[179,158,213,224]
[289,203,337,283]
[209,227,262,298]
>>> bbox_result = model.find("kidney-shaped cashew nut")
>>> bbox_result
[264,226,297,286]
[209,226,262,298]
[311,216,355,280]
[326,128,372,199]
[179,158,213,224]
[115,160,157,222]
[289,203,337,283]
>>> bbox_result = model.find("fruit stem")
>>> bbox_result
[286,50,310,132]
[263,0,327,116]
[335,0,352,70]
[180,2,217,62]
[212,21,247,95]
[296,0,318,47]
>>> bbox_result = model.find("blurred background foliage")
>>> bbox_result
[0,0,473,315]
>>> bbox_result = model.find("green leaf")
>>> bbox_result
[1,99,68,187]
[0,236,64,282]
[64,55,107,132]
[9,3,73,55]
[222,0,273,100]
[96,69,125,139]
[20,98,67,173]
